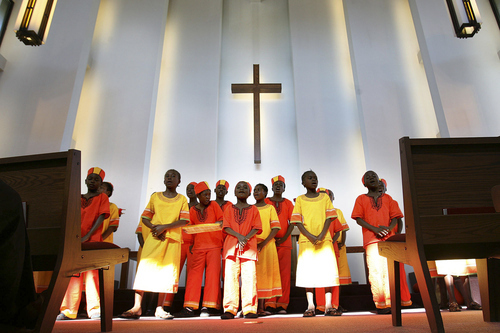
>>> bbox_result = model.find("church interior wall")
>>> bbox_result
[0,0,99,157]
[0,0,499,287]
[71,0,170,277]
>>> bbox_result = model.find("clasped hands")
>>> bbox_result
[375,226,390,239]
[151,224,168,241]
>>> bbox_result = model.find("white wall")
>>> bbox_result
[70,0,170,283]
[409,0,500,137]
[148,0,224,286]
[2,0,500,287]
[148,0,223,198]
[0,0,99,157]
[217,0,301,201]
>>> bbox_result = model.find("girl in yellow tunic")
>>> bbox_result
[291,171,347,317]
[120,169,189,320]
[253,184,282,316]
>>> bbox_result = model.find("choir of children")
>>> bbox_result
[68,167,472,321]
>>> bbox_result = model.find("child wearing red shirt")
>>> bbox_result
[351,171,411,314]
[221,181,262,319]
[57,167,110,320]
[182,181,224,317]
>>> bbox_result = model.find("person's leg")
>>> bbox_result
[315,288,326,312]
[306,288,315,310]
[331,286,340,309]
[268,246,291,312]
[154,293,173,319]
[399,264,412,306]
[444,275,461,312]
[324,287,333,310]
[183,250,205,310]
[119,290,144,318]
[201,249,222,311]
[241,259,258,316]
[366,243,390,311]
[458,276,482,309]
[60,275,83,319]
[84,270,101,319]
[222,257,240,317]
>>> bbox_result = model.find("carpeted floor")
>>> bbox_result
[53,309,500,333]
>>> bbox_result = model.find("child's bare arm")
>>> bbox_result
[152,219,189,235]
[332,231,341,244]
[224,227,246,246]
[142,217,154,229]
[388,217,398,233]
[82,213,106,242]
[337,230,347,249]
[258,228,279,251]
[356,217,388,238]
[396,218,403,234]
[102,225,118,240]
[137,233,144,247]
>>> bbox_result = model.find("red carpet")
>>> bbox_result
[53,309,500,332]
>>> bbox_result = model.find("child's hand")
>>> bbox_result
[237,235,248,248]
[151,224,167,238]
[375,226,390,238]
[257,242,264,252]
[275,237,283,246]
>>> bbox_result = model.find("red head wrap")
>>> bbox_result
[216,179,229,190]
[87,167,105,181]
[194,181,210,195]
[271,175,285,185]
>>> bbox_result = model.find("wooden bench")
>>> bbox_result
[0,150,129,332]
[378,137,500,332]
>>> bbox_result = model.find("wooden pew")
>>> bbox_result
[378,136,500,333]
[0,150,129,333]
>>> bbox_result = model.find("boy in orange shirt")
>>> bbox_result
[182,181,224,317]
[214,180,231,211]
[351,171,411,314]
[221,181,262,319]
[57,167,110,320]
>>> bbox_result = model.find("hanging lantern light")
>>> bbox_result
[446,0,482,38]
[15,0,57,46]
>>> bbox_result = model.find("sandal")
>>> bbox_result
[325,308,342,316]
[467,301,482,310]
[258,310,271,317]
[449,302,462,312]
[221,312,235,320]
[119,310,140,319]
[303,309,316,317]
[155,308,174,320]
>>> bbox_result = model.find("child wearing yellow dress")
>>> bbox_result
[120,169,189,320]
[291,171,347,317]
[253,183,282,316]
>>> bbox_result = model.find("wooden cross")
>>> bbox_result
[231,64,282,164]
